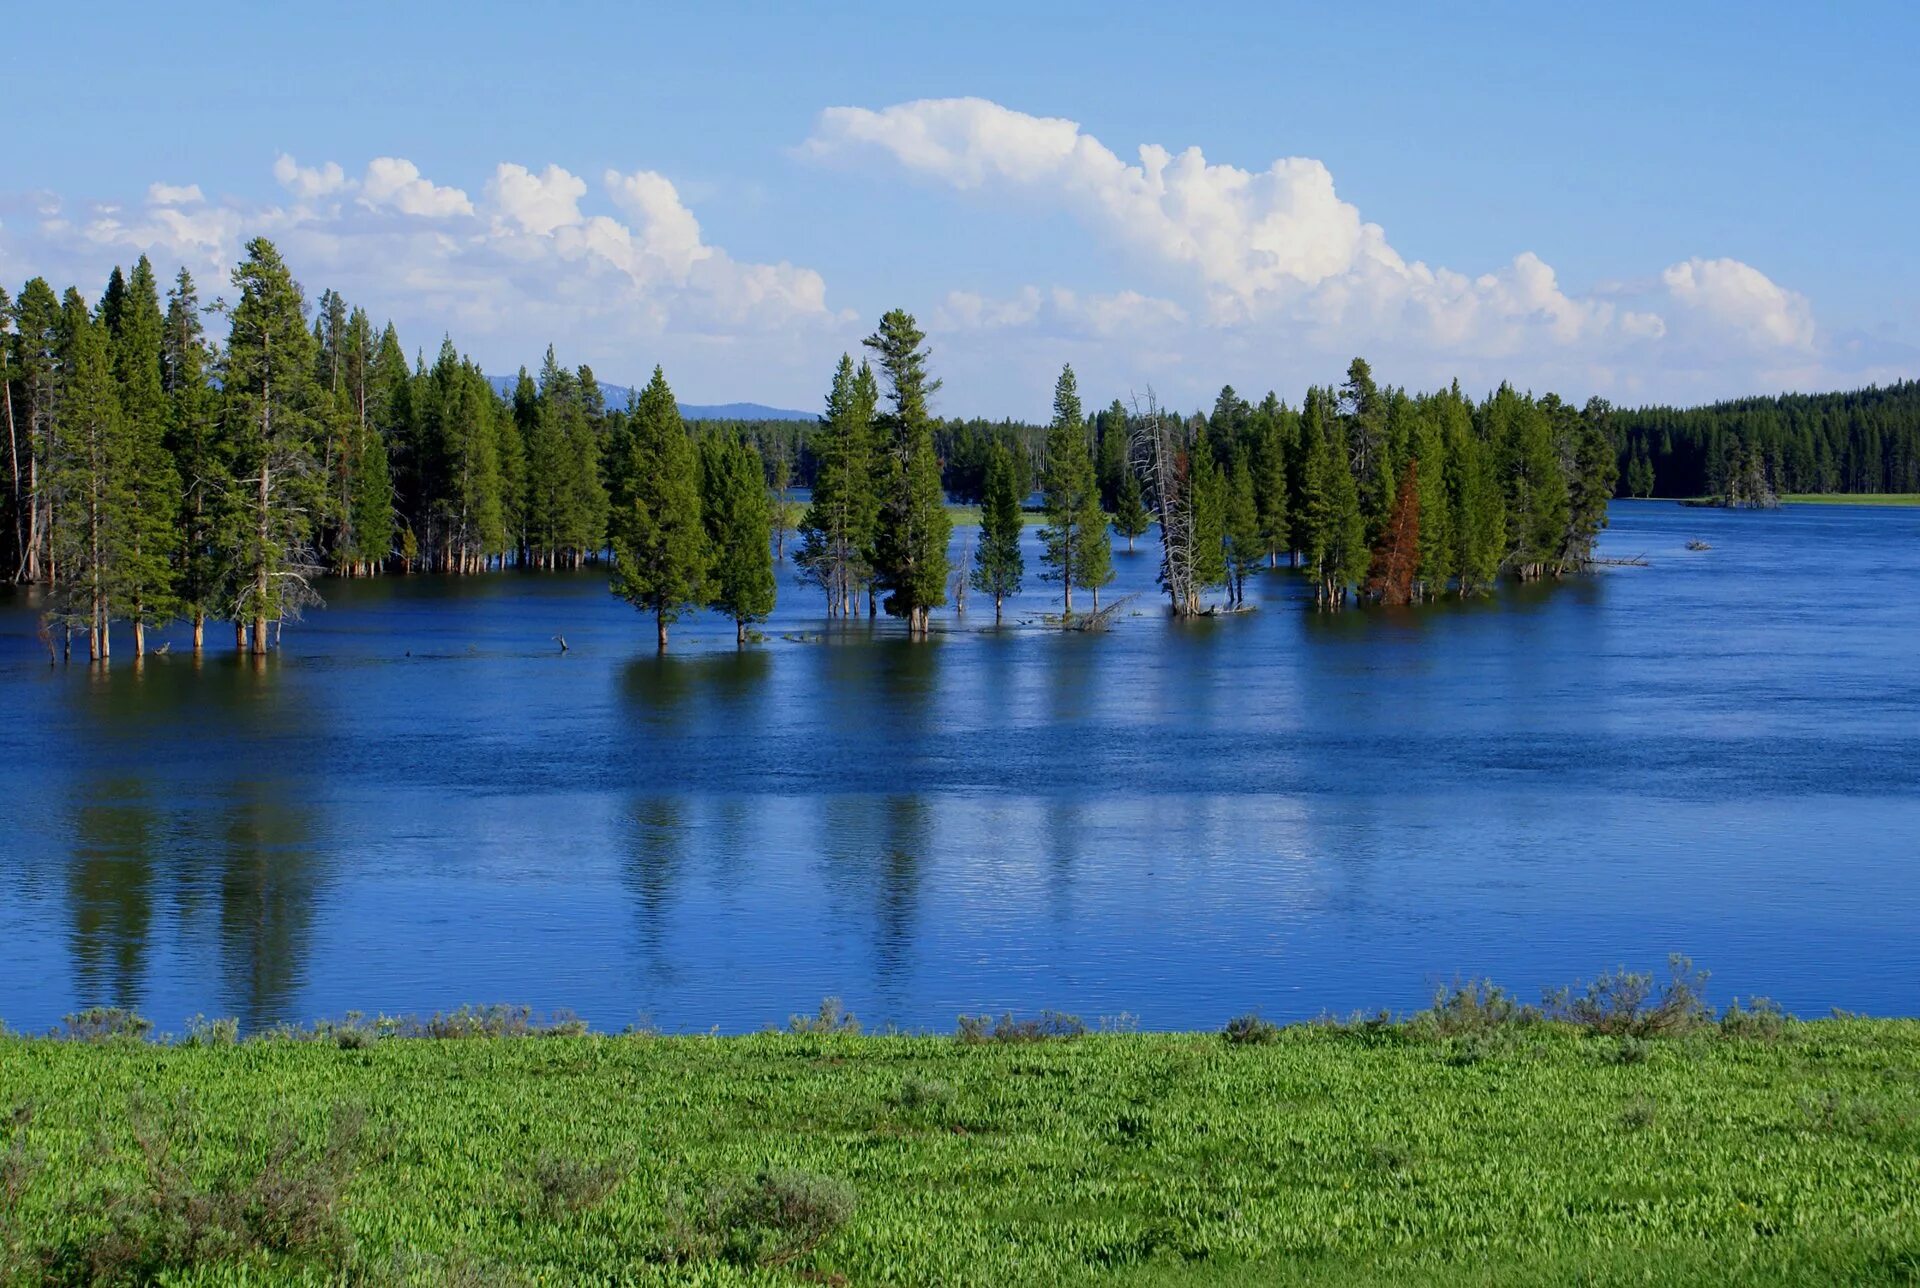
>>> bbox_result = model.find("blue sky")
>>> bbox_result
[7,2,1914,416]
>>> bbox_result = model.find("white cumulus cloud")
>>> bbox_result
[804,96,1853,406]
[360,157,473,218]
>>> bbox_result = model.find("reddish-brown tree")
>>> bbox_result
[1364,460,1421,605]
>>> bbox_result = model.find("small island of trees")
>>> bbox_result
[0,236,1716,660]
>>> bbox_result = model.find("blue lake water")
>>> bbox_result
[0,501,1914,1033]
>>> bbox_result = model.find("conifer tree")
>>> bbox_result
[356,323,406,572]
[1111,469,1152,552]
[1039,364,1104,616]
[1489,383,1569,579]
[611,366,706,650]
[1251,393,1290,567]
[47,290,124,660]
[1188,426,1227,604]
[161,269,226,646]
[970,438,1024,623]
[1447,388,1505,595]
[567,364,610,563]
[1301,389,1366,608]
[506,368,539,562]
[701,434,775,644]
[1096,398,1130,510]
[1223,457,1262,607]
[1342,357,1393,538]
[106,256,179,654]
[863,310,949,637]
[1561,396,1619,565]
[797,354,877,615]
[1411,399,1454,598]
[526,349,573,568]
[223,238,325,653]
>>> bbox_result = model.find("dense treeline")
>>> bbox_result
[1614,380,1920,499]
[2,239,1626,657]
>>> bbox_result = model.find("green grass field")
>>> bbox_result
[2,1012,1916,1285]
[942,503,1049,526]
[1781,493,1920,506]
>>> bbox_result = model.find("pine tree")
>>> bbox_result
[1223,457,1261,606]
[525,349,573,568]
[1111,469,1152,552]
[863,310,949,637]
[971,438,1024,622]
[796,354,876,615]
[1096,398,1130,510]
[1251,392,1290,567]
[1446,386,1505,595]
[1040,364,1105,616]
[1561,396,1619,565]
[356,323,406,573]
[222,237,325,653]
[1341,358,1392,536]
[47,290,124,660]
[506,368,539,562]
[1411,400,1453,598]
[1489,384,1569,580]
[611,366,706,650]
[1189,426,1227,605]
[566,364,610,563]
[161,268,226,646]
[106,256,179,654]
[701,434,775,644]
[1301,389,1366,608]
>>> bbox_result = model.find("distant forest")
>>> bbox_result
[0,238,1906,657]
[1613,381,1920,498]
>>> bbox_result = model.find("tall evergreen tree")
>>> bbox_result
[161,269,226,646]
[1223,457,1262,607]
[701,434,776,643]
[1489,383,1569,579]
[1039,364,1106,616]
[611,366,706,649]
[1411,399,1454,598]
[1301,389,1366,608]
[796,354,877,615]
[222,237,324,653]
[47,290,124,659]
[106,257,179,654]
[1446,385,1505,595]
[1111,469,1152,552]
[863,310,949,637]
[1188,425,1228,605]
[1561,396,1619,565]
[1250,392,1291,567]
[970,438,1024,623]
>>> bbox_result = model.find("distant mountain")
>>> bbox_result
[483,374,811,422]
[680,402,815,422]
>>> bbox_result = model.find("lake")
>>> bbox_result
[1,501,1914,1034]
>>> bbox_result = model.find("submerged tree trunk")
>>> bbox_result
[656,610,669,652]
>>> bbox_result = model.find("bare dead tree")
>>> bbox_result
[1127,387,1200,616]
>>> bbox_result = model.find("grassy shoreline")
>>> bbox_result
[1780,492,1920,506]
[2,1006,1916,1284]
